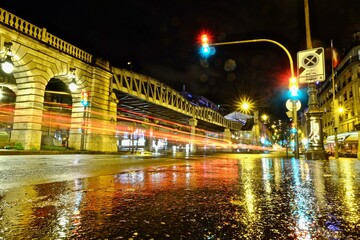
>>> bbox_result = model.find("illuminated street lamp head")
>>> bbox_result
[1,55,14,74]
[69,79,77,92]
[238,97,254,114]
[241,102,250,111]
[68,68,77,92]
[1,42,14,74]
[338,106,345,114]
[261,114,269,123]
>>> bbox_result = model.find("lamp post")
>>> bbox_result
[303,0,327,160]
[238,97,261,146]
[206,38,299,156]
[331,40,339,159]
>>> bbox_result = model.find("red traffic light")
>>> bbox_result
[201,34,209,45]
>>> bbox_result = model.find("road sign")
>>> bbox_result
[297,47,325,84]
[286,99,301,111]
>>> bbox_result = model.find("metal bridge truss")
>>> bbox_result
[112,67,241,131]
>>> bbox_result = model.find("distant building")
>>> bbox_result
[225,111,272,146]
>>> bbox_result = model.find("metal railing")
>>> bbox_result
[112,67,241,131]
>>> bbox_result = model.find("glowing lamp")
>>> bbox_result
[69,79,77,92]
[1,55,14,74]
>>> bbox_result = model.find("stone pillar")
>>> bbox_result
[223,128,232,151]
[189,118,197,153]
[147,126,154,152]
[11,81,45,150]
[68,68,118,152]
[253,110,260,145]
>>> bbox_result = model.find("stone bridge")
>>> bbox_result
[0,7,241,151]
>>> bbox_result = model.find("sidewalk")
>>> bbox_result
[328,156,358,160]
[0,149,155,156]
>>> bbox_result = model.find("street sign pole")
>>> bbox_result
[293,100,299,158]
[286,99,301,158]
[297,48,327,160]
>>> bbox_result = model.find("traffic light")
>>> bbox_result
[201,34,210,56]
[290,122,297,134]
[289,77,298,97]
[81,91,89,107]
[199,33,215,58]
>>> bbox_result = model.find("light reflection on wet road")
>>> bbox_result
[0,154,359,239]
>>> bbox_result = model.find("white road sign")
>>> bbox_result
[286,99,301,111]
[297,47,325,84]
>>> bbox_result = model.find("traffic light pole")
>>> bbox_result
[80,106,87,151]
[209,39,295,78]
[208,38,299,156]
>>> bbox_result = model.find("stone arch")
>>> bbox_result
[41,78,73,148]
[8,40,85,150]
[0,86,16,146]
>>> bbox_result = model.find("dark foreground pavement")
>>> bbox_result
[0,153,359,239]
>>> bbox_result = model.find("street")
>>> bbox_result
[0,153,359,239]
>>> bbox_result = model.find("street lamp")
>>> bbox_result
[337,106,345,115]
[237,97,261,145]
[127,61,133,71]
[261,114,269,123]
[68,68,77,92]
[1,42,14,74]
[238,97,255,114]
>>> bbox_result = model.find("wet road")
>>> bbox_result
[0,153,359,239]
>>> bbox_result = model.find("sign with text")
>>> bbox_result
[297,48,325,84]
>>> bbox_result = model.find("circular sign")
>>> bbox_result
[302,53,319,68]
[286,99,301,111]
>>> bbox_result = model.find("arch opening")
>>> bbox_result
[41,78,73,148]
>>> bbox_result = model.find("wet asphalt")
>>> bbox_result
[0,153,359,239]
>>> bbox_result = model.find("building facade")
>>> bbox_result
[317,37,360,157]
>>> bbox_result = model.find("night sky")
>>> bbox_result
[2,0,360,120]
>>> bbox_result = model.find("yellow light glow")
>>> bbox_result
[261,114,269,122]
[338,106,345,114]
[238,97,255,114]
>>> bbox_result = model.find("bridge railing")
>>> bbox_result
[112,67,194,116]
[112,67,242,131]
[0,8,92,63]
